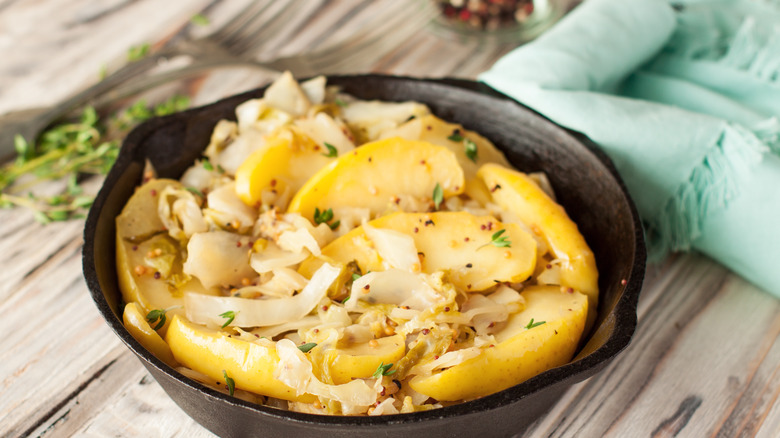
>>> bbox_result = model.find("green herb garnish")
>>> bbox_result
[202,159,214,171]
[351,273,361,282]
[432,182,444,210]
[372,362,397,378]
[464,138,478,163]
[145,307,180,330]
[222,370,235,396]
[447,130,464,142]
[127,43,150,61]
[478,229,512,250]
[186,187,204,198]
[525,318,546,329]
[191,14,210,26]
[322,142,338,158]
[314,207,334,224]
[298,342,317,353]
[313,207,340,230]
[334,98,348,107]
[1,95,190,223]
[219,310,237,328]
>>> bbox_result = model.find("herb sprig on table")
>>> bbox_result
[0,95,190,223]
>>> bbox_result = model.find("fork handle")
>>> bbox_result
[93,56,281,108]
[29,50,178,140]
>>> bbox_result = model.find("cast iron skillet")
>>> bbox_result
[83,75,645,438]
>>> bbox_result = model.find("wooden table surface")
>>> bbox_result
[1,1,778,437]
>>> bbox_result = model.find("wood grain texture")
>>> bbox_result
[0,1,778,437]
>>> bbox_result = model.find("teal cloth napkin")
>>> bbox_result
[479,0,780,297]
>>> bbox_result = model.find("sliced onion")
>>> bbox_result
[363,223,420,272]
[275,339,377,414]
[264,71,312,117]
[250,243,309,274]
[183,231,255,289]
[250,315,321,339]
[206,182,257,230]
[184,263,340,328]
[255,268,308,298]
[347,269,439,311]
[294,112,355,153]
[158,186,207,240]
[409,347,482,377]
[278,227,321,256]
[300,75,326,105]
[370,397,400,415]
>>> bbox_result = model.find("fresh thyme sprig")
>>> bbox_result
[313,207,340,230]
[219,310,238,328]
[477,229,512,250]
[372,362,396,378]
[0,95,190,223]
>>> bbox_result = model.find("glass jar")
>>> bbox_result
[429,0,566,43]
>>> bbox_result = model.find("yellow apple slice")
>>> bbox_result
[478,163,599,330]
[166,316,405,400]
[116,178,178,243]
[409,285,587,401]
[123,302,177,368]
[235,127,338,208]
[166,315,316,402]
[299,211,537,292]
[380,114,511,181]
[328,334,406,385]
[287,137,465,222]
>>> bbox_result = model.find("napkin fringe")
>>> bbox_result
[649,123,769,258]
[711,14,780,84]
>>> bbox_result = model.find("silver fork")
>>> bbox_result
[94,0,439,107]
[0,0,305,159]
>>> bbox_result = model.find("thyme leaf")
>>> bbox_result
[433,182,444,210]
[297,342,317,353]
[372,362,397,378]
[464,138,478,163]
[222,370,235,396]
[478,229,512,250]
[219,310,237,328]
[146,308,169,330]
[322,142,338,158]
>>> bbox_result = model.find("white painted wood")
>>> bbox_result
[0,1,777,437]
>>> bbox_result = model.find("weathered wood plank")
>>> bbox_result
[0,248,123,437]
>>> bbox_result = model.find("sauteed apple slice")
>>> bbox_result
[287,137,464,222]
[478,163,599,331]
[326,333,406,385]
[380,114,511,180]
[123,302,178,368]
[165,316,405,399]
[235,127,351,209]
[409,285,587,401]
[166,315,315,402]
[299,211,537,291]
